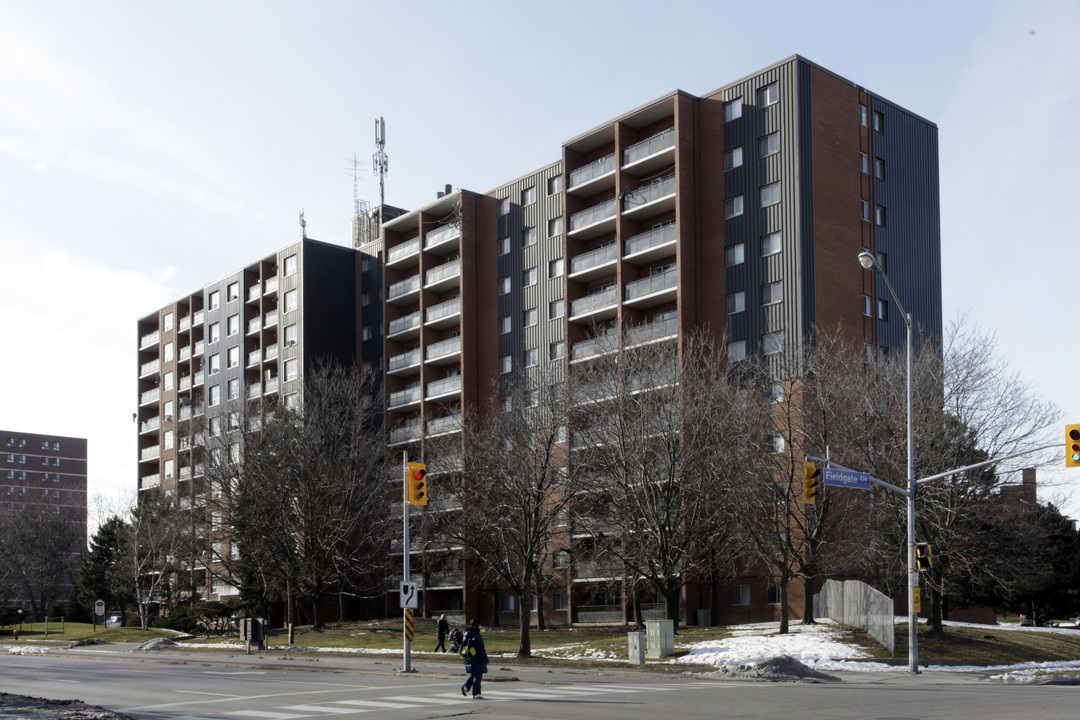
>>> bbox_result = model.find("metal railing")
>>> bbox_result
[388,349,421,373]
[426,414,461,435]
[569,243,617,275]
[624,223,677,257]
[623,127,675,165]
[388,274,421,300]
[388,311,421,336]
[264,276,278,294]
[388,387,422,408]
[624,316,678,345]
[193,310,204,325]
[569,288,617,318]
[389,423,422,444]
[139,330,160,349]
[140,445,161,461]
[625,268,676,301]
[179,315,191,332]
[426,375,462,398]
[264,309,278,327]
[571,336,617,362]
[140,359,160,377]
[425,258,461,286]
[140,388,160,405]
[622,174,676,211]
[264,343,279,361]
[425,297,461,323]
[264,376,279,394]
[247,382,262,399]
[568,153,616,188]
[424,224,460,249]
[140,417,160,434]
[425,336,461,361]
[570,197,617,232]
[387,237,420,264]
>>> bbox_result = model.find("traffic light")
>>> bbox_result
[407,462,428,506]
[916,543,933,571]
[802,461,820,505]
[1067,425,1080,468]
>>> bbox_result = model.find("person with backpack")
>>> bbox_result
[459,618,489,700]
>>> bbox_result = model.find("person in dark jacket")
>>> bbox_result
[435,614,449,652]
[459,618,489,699]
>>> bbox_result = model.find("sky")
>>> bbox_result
[1,0,1079,521]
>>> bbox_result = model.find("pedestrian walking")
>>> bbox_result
[434,614,449,653]
[459,618,489,700]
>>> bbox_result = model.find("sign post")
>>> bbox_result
[94,600,104,632]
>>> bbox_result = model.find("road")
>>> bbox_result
[0,646,1078,719]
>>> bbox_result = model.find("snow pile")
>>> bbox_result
[7,645,49,655]
[133,638,178,652]
[705,653,838,682]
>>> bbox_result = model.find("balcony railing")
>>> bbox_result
[140,445,161,462]
[247,285,261,302]
[622,174,676,211]
[140,387,160,405]
[264,309,278,327]
[193,310,205,325]
[388,274,421,301]
[570,288,617,318]
[140,359,160,377]
[425,297,461,324]
[139,330,160,349]
[624,223,677,257]
[194,340,204,355]
[248,349,262,367]
[624,316,678,345]
[264,376,279,394]
[179,346,192,362]
[264,276,278,295]
[426,375,462,398]
[426,414,461,436]
[389,423,422,444]
[425,258,461,287]
[569,243,617,276]
[140,416,161,434]
[571,335,617,362]
[264,343,279,361]
[427,571,464,588]
[424,223,461,249]
[179,375,192,392]
[388,311,421,336]
[193,370,205,386]
[387,237,420,265]
[570,197,617,232]
[625,268,677,302]
[568,152,616,189]
[140,474,161,490]
[247,382,262,399]
[425,336,461,362]
[179,315,191,332]
[622,127,675,165]
[388,349,422,373]
[388,386,422,409]
[247,317,262,335]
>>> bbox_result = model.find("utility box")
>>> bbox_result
[627,631,645,665]
[645,619,675,658]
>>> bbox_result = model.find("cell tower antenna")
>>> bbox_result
[373,116,388,211]
[348,153,362,218]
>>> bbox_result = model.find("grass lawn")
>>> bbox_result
[0,621,175,645]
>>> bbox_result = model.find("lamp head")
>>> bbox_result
[858,251,876,270]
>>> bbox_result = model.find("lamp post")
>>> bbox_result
[858,250,918,674]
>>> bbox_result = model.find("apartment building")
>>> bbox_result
[363,55,941,625]
[135,238,358,601]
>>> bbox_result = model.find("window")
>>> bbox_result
[875,205,886,226]
[522,226,537,247]
[727,340,747,363]
[227,314,239,336]
[724,97,742,122]
[523,308,537,327]
[208,322,220,344]
[725,194,744,219]
[549,299,564,319]
[499,277,511,295]
[209,416,222,436]
[499,236,510,256]
[766,431,785,453]
[284,254,297,277]
[500,355,512,374]
[499,316,511,335]
[861,152,870,174]
[284,324,298,346]
[228,378,240,400]
[873,111,884,132]
[767,583,780,605]
[861,200,871,222]
[864,343,873,364]
[762,281,783,305]
[860,104,869,127]
[878,298,889,321]
[521,186,536,206]
[228,411,240,430]
[550,341,565,360]
[766,383,784,404]
[209,385,221,407]
[362,326,373,341]
[227,346,239,368]
[731,585,750,606]
[284,289,298,313]
[501,594,515,613]
[163,312,174,332]
[208,353,221,374]
[553,551,569,569]
[549,217,565,238]
[227,282,239,302]
[284,358,298,382]
[761,231,781,256]
[164,341,174,362]
[523,268,537,287]
[726,243,745,266]
[724,146,743,171]
[548,175,563,195]
[524,348,538,367]
[554,592,568,611]
[760,181,781,208]
[864,295,873,317]
[726,291,745,315]
[163,371,174,391]
[498,198,510,216]
[549,258,563,278]
[208,290,220,310]
[759,132,779,158]
[876,251,887,272]
[874,157,885,179]
[758,83,779,106]
[763,331,783,355]
[361,292,371,307]
[52,442,59,452]
[284,392,299,408]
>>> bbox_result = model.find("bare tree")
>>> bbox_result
[0,503,81,618]
[117,489,186,630]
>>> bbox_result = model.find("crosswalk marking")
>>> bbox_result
[281,705,363,714]
[333,699,425,709]
[224,712,310,720]
[381,695,471,705]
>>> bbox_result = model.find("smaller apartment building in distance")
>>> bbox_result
[135,238,358,603]
[1,430,88,610]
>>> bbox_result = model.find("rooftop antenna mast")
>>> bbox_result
[349,153,362,218]
[373,117,388,212]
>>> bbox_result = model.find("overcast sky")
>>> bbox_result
[2,0,1078,519]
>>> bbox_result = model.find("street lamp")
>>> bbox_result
[858,250,918,674]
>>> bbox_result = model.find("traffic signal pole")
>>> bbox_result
[402,450,412,673]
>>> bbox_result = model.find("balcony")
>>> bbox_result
[624,223,677,263]
[179,315,191,332]
[264,376,280,395]
[247,349,262,367]
[264,309,278,328]
[426,375,462,400]
[388,274,421,305]
[194,340,204,355]
[424,224,461,254]
[426,413,461,436]
[424,297,461,329]
[264,343,279,361]
[193,370,205,386]
[389,423,422,446]
[622,127,675,174]
[568,242,617,281]
[140,474,161,491]
[247,317,262,335]
[567,152,617,196]
[388,386,422,411]
[570,335,618,363]
[425,258,461,292]
[625,315,678,346]
[569,197,617,240]
[247,284,262,303]
[139,416,161,434]
[387,237,421,268]
[139,359,160,378]
[193,310,205,326]
[140,387,160,406]
[179,375,192,392]
[621,174,676,221]
[569,287,617,323]
[247,382,262,399]
[178,464,205,481]
[264,276,278,295]
[139,330,160,350]
[388,311,421,340]
[387,349,422,376]
[425,336,461,365]
[140,445,161,462]
[427,570,464,588]
[624,268,677,308]
[179,345,192,362]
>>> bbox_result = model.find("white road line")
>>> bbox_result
[282,705,365,714]
[175,691,242,698]
[204,671,268,676]
[381,695,471,705]
[333,699,422,709]
[224,712,310,720]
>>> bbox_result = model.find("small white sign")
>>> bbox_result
[399,581,418,609]
[94,600,105,616]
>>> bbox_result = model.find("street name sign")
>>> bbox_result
[823,468,872,490]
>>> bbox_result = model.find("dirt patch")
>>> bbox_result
[0,693,133,719]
